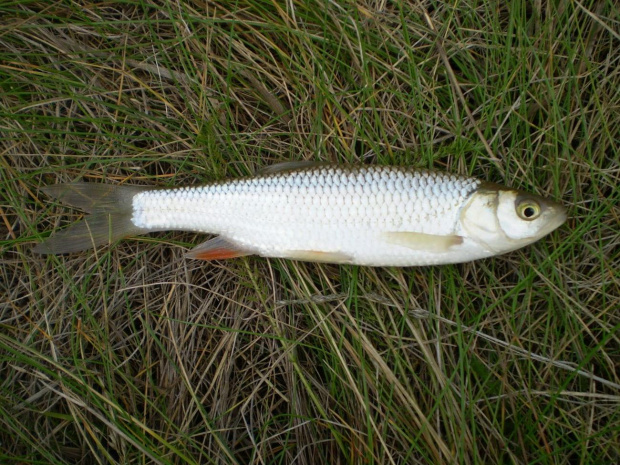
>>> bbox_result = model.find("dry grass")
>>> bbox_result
[1,0,619,464]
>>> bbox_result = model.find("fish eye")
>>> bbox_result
[516,200,541,221]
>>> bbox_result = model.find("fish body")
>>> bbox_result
[34,163,567,266]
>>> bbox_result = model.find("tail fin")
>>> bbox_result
[33,183,151,255]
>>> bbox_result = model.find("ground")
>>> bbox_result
[0,1,619,464]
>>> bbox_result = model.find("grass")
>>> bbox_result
[1,0,619,463]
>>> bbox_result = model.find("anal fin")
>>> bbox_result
[186,236,253,261]
[383,231,463,253]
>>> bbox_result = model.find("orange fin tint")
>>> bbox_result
[186,237,253,261]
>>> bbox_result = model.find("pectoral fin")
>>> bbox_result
[282,250,353,264]
[383,232,463,253]
[186,237,253,261]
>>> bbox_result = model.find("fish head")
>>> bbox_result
[460,184,567,254]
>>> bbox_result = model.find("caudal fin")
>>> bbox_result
[33,183,151,255]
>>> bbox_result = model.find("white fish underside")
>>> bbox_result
[131,165,485,266]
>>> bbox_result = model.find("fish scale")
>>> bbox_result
[33,163,566,266]
[129,166,481,266]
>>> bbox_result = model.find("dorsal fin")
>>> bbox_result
[257,161,327,175]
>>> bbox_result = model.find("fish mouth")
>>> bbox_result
[541,201,568,236]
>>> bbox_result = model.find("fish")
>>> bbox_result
[33,162,567,266]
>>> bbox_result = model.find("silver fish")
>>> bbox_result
[34,162,566,266]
